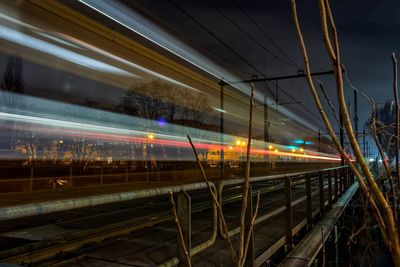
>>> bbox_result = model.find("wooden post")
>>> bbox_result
[285,176,293,250]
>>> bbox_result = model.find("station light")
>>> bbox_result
[268,145,273,149]
[147,134,154,140]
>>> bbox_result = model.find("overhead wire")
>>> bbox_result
[228,0,312,116]
[231,0,302,70]
[205,0,297,70]
[168,0,322,122]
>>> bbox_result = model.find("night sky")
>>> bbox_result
[127,0,400,147]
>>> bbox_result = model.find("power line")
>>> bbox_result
[168,0,321,122]
[205,0,297,69]
[231,0,302,70]
[225,1,305,104]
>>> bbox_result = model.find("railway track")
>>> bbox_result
[0,178,316,266]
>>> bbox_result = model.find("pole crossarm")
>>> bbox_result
[224,70,335,85]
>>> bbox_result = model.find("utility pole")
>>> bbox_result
[264,95,270,174]
[354,90,359,144]
[340,113,344,166]
[363,129,366,158]
[219,80,225,179]
[275,80,279,111]
[318,129,321,169]
[218,70,337,173]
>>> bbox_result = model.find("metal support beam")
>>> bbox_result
[264,95,270,174]
[363,129,366,158]
[340,113,344,166]
[354,90,358,144]
[219,80,225,179]
[227,70,335,85]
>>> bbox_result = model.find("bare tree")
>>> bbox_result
[1,55,24,109]
[291,0,400,264]
[366,100,396,163]
[117,79,180,123]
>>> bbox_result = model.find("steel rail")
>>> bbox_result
[1,184,218,266]
[159,185,218,267]
[0,182,210,221]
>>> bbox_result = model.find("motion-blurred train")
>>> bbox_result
[0,0,340,192]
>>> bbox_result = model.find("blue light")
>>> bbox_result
[157,118,167,126]
[293,140,314,145]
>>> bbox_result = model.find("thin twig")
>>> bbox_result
[322,0,400,262]
[321,227,325,267]
[392,52,400,224]
[241,191,261,267]
[187,135,237,262]
[291,0,389,250]
[238,83,255,263]
[370,101,397,220]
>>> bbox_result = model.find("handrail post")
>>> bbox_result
[319,171,324,215]
[344,167,348,190]
[334,169,338,200]
[306,174,312,228]
[340,168,344,194]
[285,176,293,251]
[177,190,191,266]
[328,170,333,208]
[244,185,254,267]
[350,167,355,184]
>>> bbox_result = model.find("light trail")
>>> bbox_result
[1,111,341,162]
[77,0,320,132]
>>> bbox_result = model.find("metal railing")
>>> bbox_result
[0,166,354,266]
